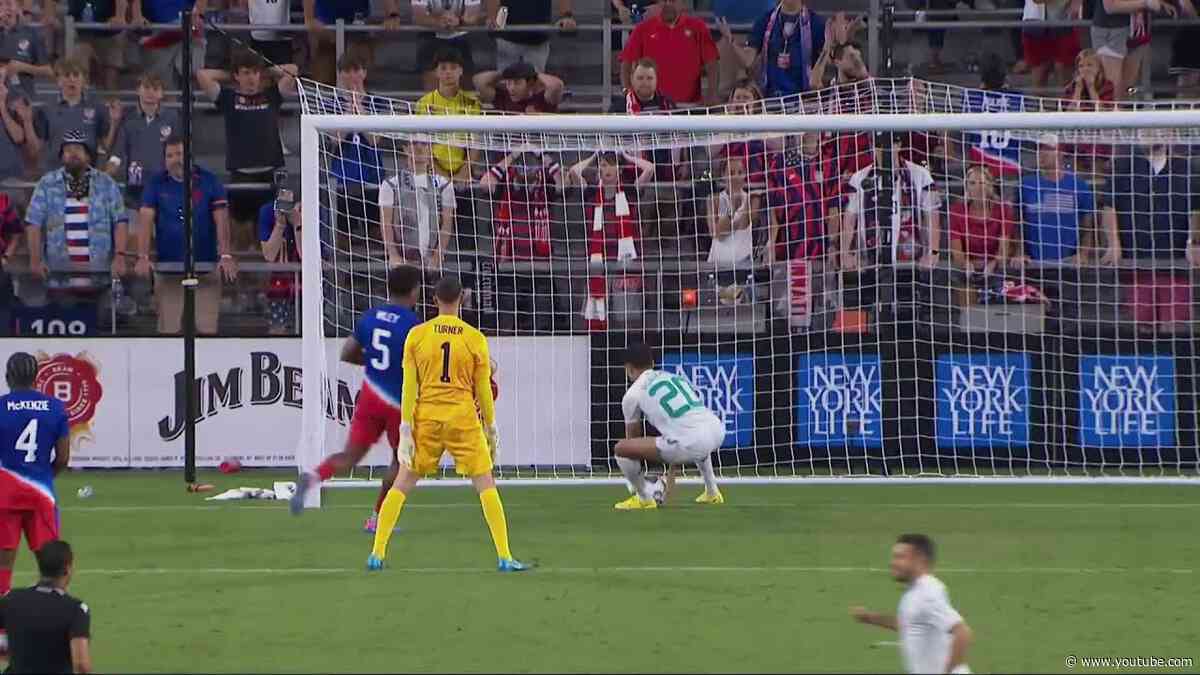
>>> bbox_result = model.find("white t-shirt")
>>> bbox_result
[248,0,291,42]
[897,574,969,675]
[844,160,941,263]
[378,171,456,256]
[419,0,483,39]
[622,370,722,440]
[708,188,754,265]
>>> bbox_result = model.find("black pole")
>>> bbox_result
[181,8,197,485]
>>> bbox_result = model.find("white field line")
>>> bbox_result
[57,502,1200,512]
[52,565,1195,575]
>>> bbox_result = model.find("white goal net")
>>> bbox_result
[296,77,1200,495]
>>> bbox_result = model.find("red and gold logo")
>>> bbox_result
[33,352,103,451]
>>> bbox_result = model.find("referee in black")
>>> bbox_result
[0,541,92,674]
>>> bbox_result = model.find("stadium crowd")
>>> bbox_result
[0,0,1198,337]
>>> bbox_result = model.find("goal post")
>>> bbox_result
[297,78,1200,507]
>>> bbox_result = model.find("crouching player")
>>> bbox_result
[613,342,726,510]
[368,276,531,572]
[0,353,71,651]
[291,266,422,529]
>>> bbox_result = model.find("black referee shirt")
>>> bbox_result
[0,585,90,674]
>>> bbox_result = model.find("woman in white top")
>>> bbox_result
[707,155,757,266]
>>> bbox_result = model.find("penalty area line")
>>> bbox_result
[57,502,1200,513]
[62,565,1195,576]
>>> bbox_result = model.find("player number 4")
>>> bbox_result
[649,376,702,419]
[15,419,38,463]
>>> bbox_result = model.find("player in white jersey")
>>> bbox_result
[851,534,974,674]
[612,342,726,510]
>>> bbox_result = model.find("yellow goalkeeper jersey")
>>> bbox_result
[401,313,495,427]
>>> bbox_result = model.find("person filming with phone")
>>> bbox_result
[259,182,302,335]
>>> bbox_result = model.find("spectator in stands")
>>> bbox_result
[66,0,129,89]
[196,51,297,225]
[239,0,296,70]
[1065,48,1116,107]
[623,57,696,251]
[624,57,674,113]
[0,81,38,183]
[0,0,53,99]
[327,53,383,190]
[303,0,401,86]
[1012,133,1097,267]
[619,0,719,107]
[767,131,839,263]
[24,130,127,302]
[707,155,757,266]
[1089,0,1175,99]
[132,0,208,87]
[810,37,869,89]
[711,0,772,97]
[480,148,563,329]
[840,138,942,271]
[103,72,178,207]
[1062,49,1114,176]
[722,0,826,97]
[1170,0,1200,97]
[486,0,576,72]
[481,148,562,260]
[474,61,563,113]
[416,49,481,181]
[136,133,236,335]
[33,57,110,170]
[1101,135,1198,333]
[567,149,653,261]
[258,192,300,334]
[949,165,1016,276]
[715,80,771,184]
[415,0,484,92]
[0,189,20,335]
[378,138,455,267]
[569,150,651,328]
[1021,0,1082,88]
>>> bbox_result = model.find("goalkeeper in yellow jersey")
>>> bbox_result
[368,276,532,573]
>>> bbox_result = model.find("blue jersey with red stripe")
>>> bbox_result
[963,88,1030,174]
[0,390,69,504]
[352,304,420,407]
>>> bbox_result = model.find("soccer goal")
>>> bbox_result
[295,77,1200,505]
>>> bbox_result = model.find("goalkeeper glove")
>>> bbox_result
[396,423,415,469]
[485,424,499,462]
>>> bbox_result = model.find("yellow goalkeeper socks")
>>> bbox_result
[478,487,512,560]
[371,488,408,559]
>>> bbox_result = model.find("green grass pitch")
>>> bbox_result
[17,471,1199,673]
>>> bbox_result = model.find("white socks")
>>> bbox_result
[616,456,649,499]
[697,456,720,496]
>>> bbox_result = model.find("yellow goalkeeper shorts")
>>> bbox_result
[412,417,492,477]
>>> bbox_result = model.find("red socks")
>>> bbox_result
[316,461,336,482]
[0,568,12,596]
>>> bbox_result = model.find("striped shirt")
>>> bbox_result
[64,198,90,263]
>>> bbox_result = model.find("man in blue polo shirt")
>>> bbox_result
[1013,134,1098,266]
[135,133,236,335]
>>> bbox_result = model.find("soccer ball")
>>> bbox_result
[647,478,666,506]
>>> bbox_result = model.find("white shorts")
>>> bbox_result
[655,420,725,465]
